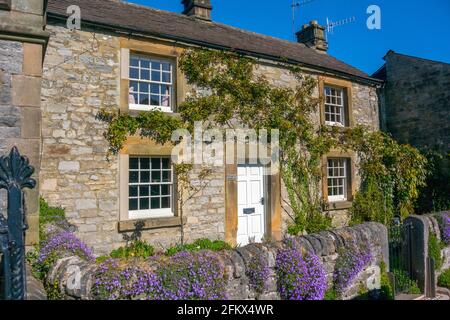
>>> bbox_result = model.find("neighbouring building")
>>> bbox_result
[0,0,48,245]
[374,50,450,152]
[1,0,382,254]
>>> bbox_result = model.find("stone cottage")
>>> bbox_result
[2,0,382,254]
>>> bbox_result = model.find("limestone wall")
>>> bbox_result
[44,222,388,300]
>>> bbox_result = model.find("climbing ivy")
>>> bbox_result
[96,48,428,233]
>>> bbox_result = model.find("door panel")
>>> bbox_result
[237,165,266,246]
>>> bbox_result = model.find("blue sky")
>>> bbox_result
[128,0,450,75]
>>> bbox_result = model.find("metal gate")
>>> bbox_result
[0,147,36,300]
[388,217,416,295]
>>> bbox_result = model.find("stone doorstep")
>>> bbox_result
[395,294,424,300]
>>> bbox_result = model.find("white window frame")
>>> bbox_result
[327,158,348,202]
[324,86,346,127]
[128,156,174,219]
[128,54,174,113]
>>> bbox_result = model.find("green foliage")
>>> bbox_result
[379,261,394,300]
[44,281,65,300]
[39,197,69,240]
[428,232,444,271]
[165,238,232,256]
[392,269,421,294]
[346,127,428,225]
[416,149,450,213]
[324,288,338,300]
[109,240,155,260]
[438,268,450,289]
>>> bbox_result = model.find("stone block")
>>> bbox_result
[11,75,41,107]
[41,178,57,191]
[75,199,97,210]
[23,42,43,76]
[58,161,80,173]
[20,106,41,138]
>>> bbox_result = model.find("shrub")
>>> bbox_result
[428,232,444,270]
[92,259,162,300]
[165,238,232,256]
[379,261,394,300]
[35,230,94,277]
[246,251,271,294]
[155,250,227,300]
[438,268,450,289]
[392,269,421,294]
[109,240,155,260]
[333,244,372,295]
[275,247,326,300]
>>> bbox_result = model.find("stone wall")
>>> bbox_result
[43,222,388,300]
[381,52,450,152]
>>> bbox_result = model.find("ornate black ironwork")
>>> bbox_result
[0,147,36,300]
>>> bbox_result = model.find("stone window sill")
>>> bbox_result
[326,201,353,211]
[118,216,187,232]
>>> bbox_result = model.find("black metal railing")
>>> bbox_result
[0,147,36,300]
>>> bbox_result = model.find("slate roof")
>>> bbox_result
[47,0,381,84]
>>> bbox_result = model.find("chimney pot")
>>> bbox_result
[182,0,213,21]
[296,20,328,53]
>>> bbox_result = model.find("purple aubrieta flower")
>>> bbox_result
[247,251,271,294]
[275,247,327,300]
[333,243,372,295]
[37,230,94,266]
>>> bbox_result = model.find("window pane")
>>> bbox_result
[150,95,159,106]
[140,186,149,197]
[129,81,138,92]
[151,171,161,183]
[151,158,161,169]
[141,59,150,69]
[130,158,139,169]
[150,84,160,94]
[140,158,150,169]
[139,94,149,105]
[139,82,149,93]
[129,186,138,197]
[129,171,139,183]
[151,185,160,196]
[130,58,139,67]
[141,69,150,80]
[140,171,150,183]
[130,68,139,79]
[161,185,170,196]
[162,158,170,169]
[151,71,161,82]
[162,62,171,71]
[140,198,150,210]
[162,171,171,182]
[129,198,138,211]
[161,197,170,209]
[151,198,160,209]
[162,72,171,83]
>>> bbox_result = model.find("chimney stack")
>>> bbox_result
[296,20,328,53]
[182,0,212,21]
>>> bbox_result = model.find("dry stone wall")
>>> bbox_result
[45,222,388,300]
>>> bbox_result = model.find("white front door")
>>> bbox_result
[237,165,266,246]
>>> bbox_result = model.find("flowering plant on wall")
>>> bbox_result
[93,259,163,300]
[155,250,227,300]
[36,229,94,276]
[275,247,326,300]
[246,250,271,294]
[333,243,372,296]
